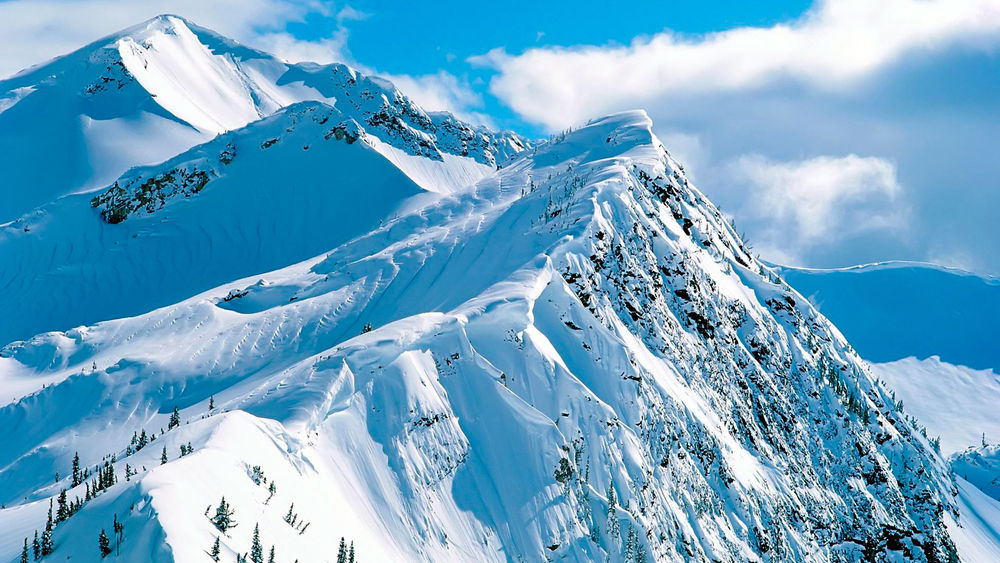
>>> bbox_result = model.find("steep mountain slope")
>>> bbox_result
[0,15,525,221]
[952,444,1000,502]
[869,357,1000,456]
[0,112,959,562]
[0,101,431,348]
[774,262,1000,372]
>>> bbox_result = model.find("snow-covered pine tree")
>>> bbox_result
[349,541,355,563]
[56,489,68,522]
[284,504,294,524]
[168,406,180,430]
[20,538,28,563]
[98,529,112,558]
[606,483,620,546]
[268,545,275,563]
[209,395,215,410]
[72,452,80,486]
[40,501,54,556]
[113,513,124,554]
[212,497,236,532]
[32,530,39,560]
[250,524,263,563]
[210,536,221,561]
[624,523,636,561]
[160,446,168,464]
[336,537,347,563]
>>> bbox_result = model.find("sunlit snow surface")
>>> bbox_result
[0,14,992,563]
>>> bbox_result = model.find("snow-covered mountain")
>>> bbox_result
[0,16,991,563]
[774,262,1000,373]
[0,14,525,222]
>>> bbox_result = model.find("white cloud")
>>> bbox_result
[254,31,350,65]
[474,0,1000,130]
[728,154,906,262]
[336,5,370,23]
[382,71,494,127]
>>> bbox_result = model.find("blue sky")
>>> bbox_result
[1,0,998,275]
[330,0,814,133]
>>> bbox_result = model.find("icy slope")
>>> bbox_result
[0,111,960,562]
[0,101,428,348]
[0,15,526,221]
[867,359,1000,560]
[775,262,1000,372]
[869,357,1000,456]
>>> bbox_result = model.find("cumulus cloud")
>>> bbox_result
[727,154,906,262]
[381,71,494,127]
[475,0,1000,130]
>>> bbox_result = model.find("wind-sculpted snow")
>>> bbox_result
[952,444,1000,502]
[0,15,527,221]
[0,110,961,562]
[0,101,425,347]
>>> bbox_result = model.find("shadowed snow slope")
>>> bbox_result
[0,15,526,221]
[0,101,427,347]
[0,110,965,561]
[775,262,1000,372]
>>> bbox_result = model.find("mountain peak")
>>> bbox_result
[0,18,529,220]
[0,14,973,563]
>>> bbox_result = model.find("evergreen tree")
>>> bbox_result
[98,529,112,558]
[250,524,263,563]
[284,504,295,524]
[20,538,28,563]
[160,445,168,465]
[138,429,148,449]
[212,497,236,532]
[209,395,215,410]
[210,536,221,561]
[337,537,347,563]
[624,524,637,561]
[349,541,355,563]
[105,463,115,488]
[113,513,124,555]
[168,406,180,430]
[40,529,53,557]
[40,501,54,556]
[72,452,81,487]
[268,545,275,563]
[56,489,68,522]
[606,483,620,545]
[32,530,39,560]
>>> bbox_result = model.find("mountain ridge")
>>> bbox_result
[0,14,527,221]
[0,16,990,563]
[1,105,963,561]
